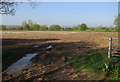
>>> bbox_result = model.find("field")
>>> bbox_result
[2,31,118,80]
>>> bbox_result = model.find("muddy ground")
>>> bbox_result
[2,31,118,81]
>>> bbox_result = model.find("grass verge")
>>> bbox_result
[70,52,120,80]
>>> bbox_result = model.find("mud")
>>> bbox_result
[2,31,118,81]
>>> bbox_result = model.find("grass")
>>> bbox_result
[70,52,120,80]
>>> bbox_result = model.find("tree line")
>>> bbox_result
[1,24,118,32]
[0,16,119,32]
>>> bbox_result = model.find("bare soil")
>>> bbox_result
[2,31,118,81]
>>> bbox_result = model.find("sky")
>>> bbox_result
[2,2,118,27]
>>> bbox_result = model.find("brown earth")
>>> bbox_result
[2,31,118,81]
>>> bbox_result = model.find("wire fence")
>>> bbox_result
[108,38,120,58]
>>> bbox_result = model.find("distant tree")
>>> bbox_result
[0,25,6,30]
[95,26,103,31]
[28,20,33,28]
[22,21,27,27]
[89,27,95,31]
[24,24,30,30]
[15,26,23,30]
[40,25,48,31]
[109,26,115,31]
[79,23,88,31]
[64,27,73,31]
[102,27,106,30]
[61,28,64,31]
[104,27,109,32]
[8,27,16,30]
[72,25,78,30]
[7,27,13,30]
[49,25,61,31]
[32,24,40,31]
[77,24,81,31]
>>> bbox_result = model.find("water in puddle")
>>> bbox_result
[46,45,53,50]
[6,53,37,74]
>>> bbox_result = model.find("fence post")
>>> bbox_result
[108,38,112,58]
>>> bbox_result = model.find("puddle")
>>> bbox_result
[46,45,53,50]
[6,53,37,74]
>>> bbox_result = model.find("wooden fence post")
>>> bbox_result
[108,38,112,58]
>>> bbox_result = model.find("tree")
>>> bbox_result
[95,26,103,31]
[7,27,14,30]
[72,25,78,31]
[64,27,73,31]
[32,24,40,31]
[28,20,33,28]
[0,1,16,15]
[114,15,120,31]
[40,25,48,31]
[109,26,114,31]
[104,27,109,32]
[15,26,23,30]
[80,24,88,31]
[114,16,118,26]
[114,26,118,31]
[22,21,31,30]
[49,25,61,31]
[0,25,7,30]
[0,0,38,15]
[89,27,95,31]
[24,24,30,30]
[77,24,81,31]
[22,21,27,27]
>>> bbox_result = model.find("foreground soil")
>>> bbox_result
[2,31,118,80]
